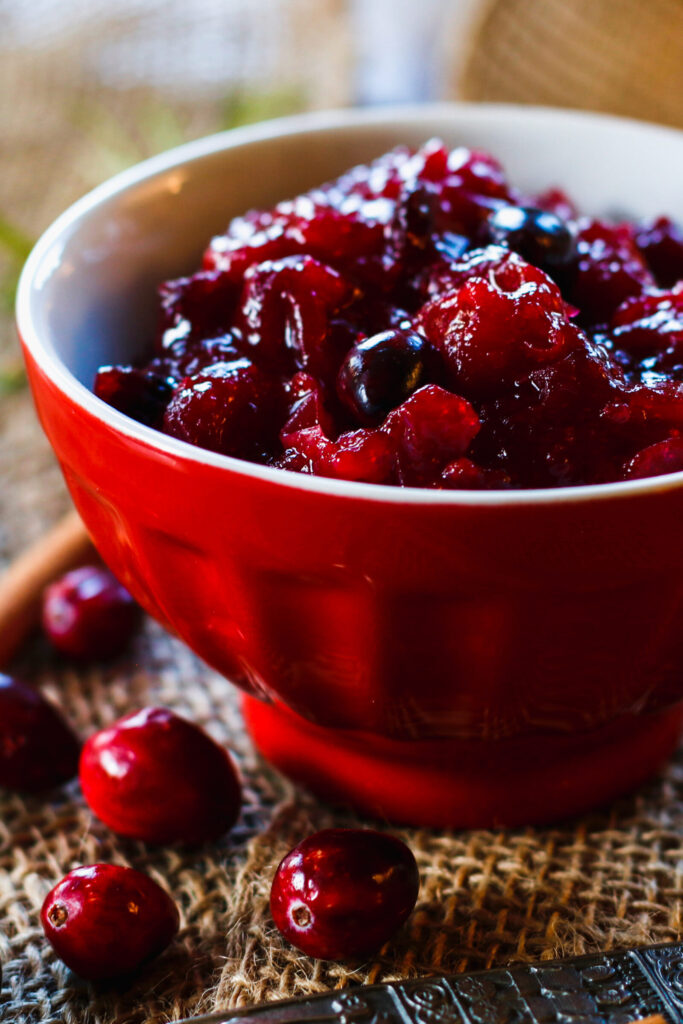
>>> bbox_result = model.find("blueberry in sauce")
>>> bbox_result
[94,366,174,427]
[337,329,430,425]
[486,205,575,269]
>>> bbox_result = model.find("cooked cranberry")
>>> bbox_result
[94,366,174,426]
[42,566,141,661]
[388,181,473,268]
[533,188,578,222]
[446,147,510,199]
[270,828,419,960]
[80,706,241,845]
[604,379,683,436]
[417,138,450,182]
[486,205,575,269]
[383,384,480,485]
[280,373,395,483]
[634,217,683,288]
[205,196,385,279]
[154,330,244,381]
[238,256,352,373]
[0,674,80,792]
[569,219,654,325]
[281,371,336,438]
[441,458,511,490]
[608,286,683,380]
[274,196,386,264]
[420,250,581,393]
[202,224,302,279]
[163,359,284,458]
[282,423,394,484]
[478,341,626,487]
[337,330,430,425]
[391,182,438,253]
[41,864,179,980]
[158,269,238,343]
[624,437,683,479]
[611,287,683,348]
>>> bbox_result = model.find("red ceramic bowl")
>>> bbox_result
[17,105,683,827]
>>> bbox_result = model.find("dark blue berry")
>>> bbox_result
[94,366,174,427]
[337,329,430,425]
[487,206,575,268]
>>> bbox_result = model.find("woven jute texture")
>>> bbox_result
[458,0,683,129]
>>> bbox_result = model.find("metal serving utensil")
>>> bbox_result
[178,941,683,1024]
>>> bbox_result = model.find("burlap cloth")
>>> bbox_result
[2,3,683,1021]
[458,0,683,129]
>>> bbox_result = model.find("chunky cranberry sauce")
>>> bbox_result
[95,141,683,489]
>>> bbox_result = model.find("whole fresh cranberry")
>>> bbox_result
[42,565,141,661]
[337,329,430,425]
[80,707,242,844]
[162,359,284,458]
[41,864,179,980]
[0,674,80,792]
[270,828,420,960]
[486,205,575,269]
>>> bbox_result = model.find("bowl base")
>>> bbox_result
[243,695,683,827]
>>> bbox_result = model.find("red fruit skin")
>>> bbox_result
[383,384,480,486]
[270,828,420,960]
[419,249,581,394]
[569,218,654,326]
[237,255,352,374]
[634,216,683,289]
[42,565,141,660]
[162,359,284,458]
[625,438,683,480]
[0,674,80,792]
[41,864,179,981]
[79,706,242,845]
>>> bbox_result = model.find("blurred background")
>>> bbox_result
[1,0,682,550]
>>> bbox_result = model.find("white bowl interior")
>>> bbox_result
[22,104,683,390]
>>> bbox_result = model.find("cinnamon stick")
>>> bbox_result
[0,509,94,667]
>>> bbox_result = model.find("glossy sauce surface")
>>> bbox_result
[95,141,683,489]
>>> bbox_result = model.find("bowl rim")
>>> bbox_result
[16,101,683,508]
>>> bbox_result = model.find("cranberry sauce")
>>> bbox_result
[95,141,683,489]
